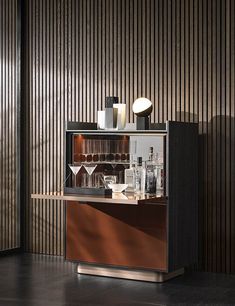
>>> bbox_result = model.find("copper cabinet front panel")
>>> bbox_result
[66,201,167,271]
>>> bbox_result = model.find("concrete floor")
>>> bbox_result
[0,254,234,306]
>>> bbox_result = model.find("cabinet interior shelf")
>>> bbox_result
[72,161,131,165]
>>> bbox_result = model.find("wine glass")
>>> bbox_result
[105,139,111,162]
[81,139,87,162]
[129,139,137,164]
[99,139,106,162]
[92,140,99,162]
[83,164,97,188]
[115,140,121,163]
[68,164,83,187]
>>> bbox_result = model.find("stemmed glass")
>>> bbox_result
[92,140,99,162]
[105,140,111,162]
[68,164,83,187]
[81,139,87,162]
[99,140,106,162]
[83,164,97,188]
[129,139,137,163]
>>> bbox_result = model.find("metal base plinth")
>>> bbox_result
[77,263,184,283]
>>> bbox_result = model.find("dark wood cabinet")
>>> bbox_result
[31,121,198,281]
[64,121,198,281]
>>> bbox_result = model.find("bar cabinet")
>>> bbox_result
[32,121,198,282]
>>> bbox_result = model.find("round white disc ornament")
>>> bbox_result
[132,97,153,117]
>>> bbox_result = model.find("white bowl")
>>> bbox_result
[108,183,128,193]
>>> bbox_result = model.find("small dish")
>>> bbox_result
[108,183,128,193]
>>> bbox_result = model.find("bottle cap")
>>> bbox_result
[137,157,142,166]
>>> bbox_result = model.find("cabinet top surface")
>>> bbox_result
[66,130,167,135]
[31,192,167,205]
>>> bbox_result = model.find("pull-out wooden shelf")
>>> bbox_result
[31,192,167,205]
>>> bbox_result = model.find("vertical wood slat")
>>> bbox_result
[225,0,231,273]
[230,0,235,274]
[0,0,19,251]
[24,0,235,273]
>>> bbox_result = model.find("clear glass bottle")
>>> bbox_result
[124,154,135,192]
[135,157,146,194]
[145,147,157,194]
[156,153,164,194]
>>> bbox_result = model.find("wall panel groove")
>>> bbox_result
[24,0,235,273]
[0,0,19,251]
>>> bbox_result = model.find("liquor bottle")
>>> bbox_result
[149,146,154,161]
[135,157,146,194]
[145,147,157,194]
[124,155,135,192]
[156,154,164,194]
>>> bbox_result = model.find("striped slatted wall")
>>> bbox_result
[24,0,235,273]
[0,0,20,251]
